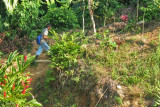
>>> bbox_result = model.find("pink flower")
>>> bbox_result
[4,75,7,78]
[26,74,29,77]
[22,88,26,94]
[26,78,32,84]
[120,15,129,22]
[24,56,27,62]
[21,81,25,87]
[26,85,29,89]
[12,83,15,90]
[4,80,7,84]
[4,91,6,98]
[0,82,4,86]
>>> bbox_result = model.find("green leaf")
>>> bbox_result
[26,99,42,107]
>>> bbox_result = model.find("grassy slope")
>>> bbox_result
[28,21,160,107]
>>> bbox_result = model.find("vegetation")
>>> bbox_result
[44,6,79,31]
[0,0,160,106]
[0,51,41,106]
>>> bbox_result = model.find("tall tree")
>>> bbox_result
[88,0,96,34]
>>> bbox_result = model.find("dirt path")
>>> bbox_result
[25,40,51,91]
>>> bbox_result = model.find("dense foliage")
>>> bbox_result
[0,0,160,106]
[0,0,159,45]
[0,51,41,106]
[44,6,79,31]
[9,0,43,39]
[49,31,81,70]
[140,0,160,21]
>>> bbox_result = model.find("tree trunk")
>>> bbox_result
[88,0,96,34]
[142,11,145,35]
[136,0,139,28]
[104,0,109,27]
[82,0,85,33]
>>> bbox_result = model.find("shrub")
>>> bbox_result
[0,51,41,106]
[94,0,120,26]
[44,6,79,31]
[140,0,160,21]
[9,0,44,39]
[49,31,81,70]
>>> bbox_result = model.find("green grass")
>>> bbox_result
[97,42,160,98]
[84,32,160,103]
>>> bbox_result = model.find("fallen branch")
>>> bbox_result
[35,60,51,63]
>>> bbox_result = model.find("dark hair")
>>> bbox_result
[46,24,52,28]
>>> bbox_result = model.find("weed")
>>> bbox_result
[154,83,160,106]
[115,96,123,105]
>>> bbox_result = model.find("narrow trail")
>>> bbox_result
[25,40,51,91]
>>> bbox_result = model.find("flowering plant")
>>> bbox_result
[0,51,42,107]
[120,15,129,22]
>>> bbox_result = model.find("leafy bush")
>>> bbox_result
[9,0,44,39]
[49,31,81,70]
[140,0,160,21]
[94,0,120,26]
[44,6,79,31]
[0,51,41,106]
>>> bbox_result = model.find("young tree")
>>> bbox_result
[136,0,139,23]
[104,0,109,27]
[88,0,96,34]
[82,0,85,33]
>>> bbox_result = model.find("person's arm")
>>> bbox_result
[44,35,50,39]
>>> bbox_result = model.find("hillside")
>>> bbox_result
[0,0,160,106]
[25,21,160,107]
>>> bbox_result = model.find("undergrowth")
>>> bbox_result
[34,30,160,106]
